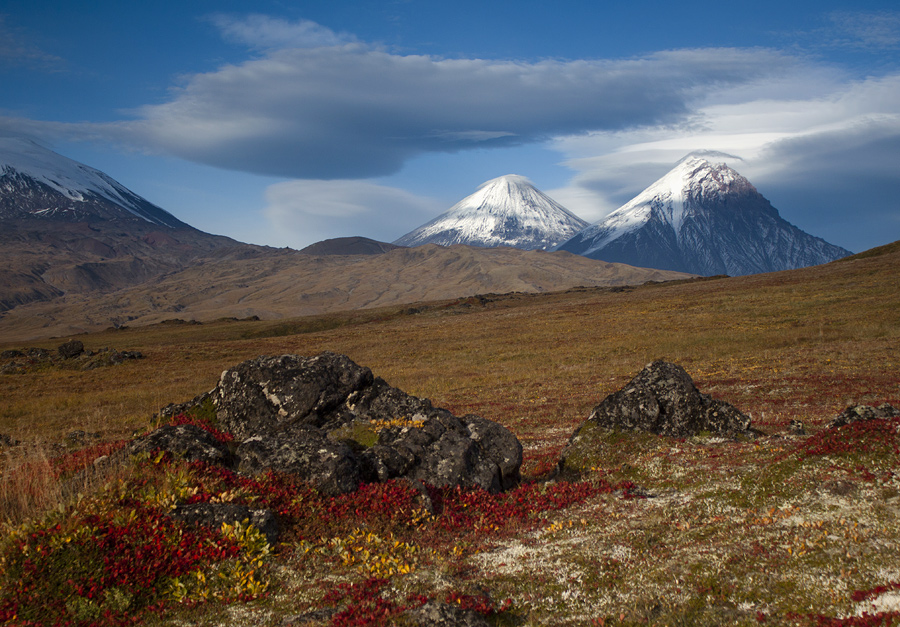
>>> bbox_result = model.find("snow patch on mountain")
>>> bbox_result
[0,137,184,227]
[394,174,588,251]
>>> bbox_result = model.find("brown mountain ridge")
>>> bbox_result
[0,242,693,342]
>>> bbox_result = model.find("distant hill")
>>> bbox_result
[300,236,404,256]
[0,244,694,341]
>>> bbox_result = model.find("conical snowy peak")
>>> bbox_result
[557,155,851,276]
[394,174,588,251]
[0,137,186,227]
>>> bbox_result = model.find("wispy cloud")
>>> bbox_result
[0,16,64,72]
[548,73,900,251]
[263,179,440,243]
[825,10,900,50]
[207,14,357,50]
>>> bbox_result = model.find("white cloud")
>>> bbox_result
[208,14,356,50]
[263,179,441,245]
[3,20,799,181]
[547,73,900,250]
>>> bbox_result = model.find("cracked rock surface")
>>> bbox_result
[135,352,523,496]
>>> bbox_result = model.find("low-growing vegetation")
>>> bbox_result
[0,247,898,625]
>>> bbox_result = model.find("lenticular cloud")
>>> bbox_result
[88,42,795,179]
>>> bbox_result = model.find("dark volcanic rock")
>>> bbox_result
[170,502,278,545]
[57,339,85,359]
[584,361,753,438]
[213,353,374,438]
[401,601,492,626]
[559,361,755,474]
[139,352,522,495]
[128,424,233,466]
[236,427,361,496]
[827,403,900,430]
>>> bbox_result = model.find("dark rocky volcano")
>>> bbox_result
[558,155,851,276]
[0,138,247,311]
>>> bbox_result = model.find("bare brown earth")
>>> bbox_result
[0,243,691,342]
[0,219,249,313]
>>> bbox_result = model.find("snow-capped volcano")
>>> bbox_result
[394,174,589,251]
[0,137,187,228]
[557,156,851,275]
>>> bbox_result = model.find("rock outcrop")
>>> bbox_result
[128,424,234,466]
[582,361,754,438]
[57,339,85,359]
[1,344,142,374]
[137,352,523,496]
[826,403,900,430]
[559,361,756,473]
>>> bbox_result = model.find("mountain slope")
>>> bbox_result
[395,175,588,251]
[0,138,244,311]
[557,156,852,276]
[0,244,693,341]
[0,137,188,227]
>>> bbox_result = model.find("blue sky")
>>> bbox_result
[1,0,898,252]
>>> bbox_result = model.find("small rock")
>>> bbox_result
[281,609,336,625]
[65,430,100,446]
[57,340,85,359]
[401,601,492,626]
[25,348,51,360]
[170,502,278,545]
[559,361,757,474]
[579,361,755,438]
[0,433,21,447]
[826,403,900,430]
[821,479,857,497]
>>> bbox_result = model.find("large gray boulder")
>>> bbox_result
[144,352,522,495]
[212,353,374,438]
[236,426,361,496]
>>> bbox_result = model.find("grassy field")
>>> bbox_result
[0,243,898,626]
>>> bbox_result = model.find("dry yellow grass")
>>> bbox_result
[1,248,896,453]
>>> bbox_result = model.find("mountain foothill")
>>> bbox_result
[0,138,858,341]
